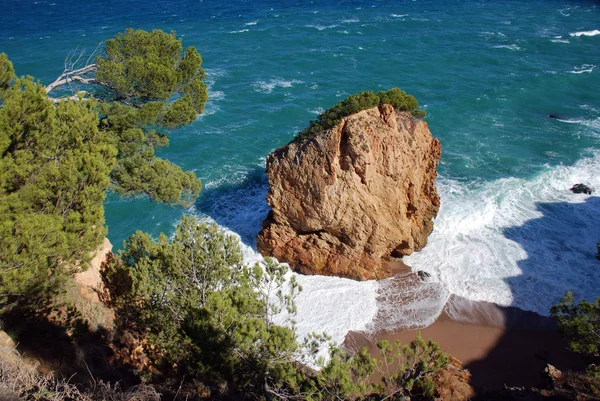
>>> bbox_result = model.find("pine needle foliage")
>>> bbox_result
[0,75,117,308]
[93,29,206,206]
[294,88,426,143]
[96,28,208,116]
[376,332,449,399]
[102,215,305,398]
[551,291,600,357]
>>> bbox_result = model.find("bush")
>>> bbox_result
[102,215,304,398]
[294,88,425,143]
[376,332,449,399]
[551,291,600,357]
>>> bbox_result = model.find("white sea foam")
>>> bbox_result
[570,29,600,37]
[253,78,303,94]
[271,270,379,363]
[305,24,339,31]
[568,64,596,74]
[551,39,570,44]
[229,29,250,34]
[557,116,600,132]
[367,272,449,333]
[493,44,521,51]
[404,151,600,316]
[206,91,224,102]
[391,14,408,18]
[245,21,258,26]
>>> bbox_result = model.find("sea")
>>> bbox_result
[2,0,599,353]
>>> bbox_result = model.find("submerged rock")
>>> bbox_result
[570,183,593,195]
[257,104,441,280]
[417,270,431,281]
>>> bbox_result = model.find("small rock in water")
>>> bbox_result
[570,183,593,195]
[417,270,431,281]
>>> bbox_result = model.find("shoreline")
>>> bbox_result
[345,293,585,390]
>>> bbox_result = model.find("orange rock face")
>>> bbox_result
[257,104,441,280]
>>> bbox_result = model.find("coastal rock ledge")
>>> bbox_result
[257,104,441,280]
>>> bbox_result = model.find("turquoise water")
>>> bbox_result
[2,1,600,340]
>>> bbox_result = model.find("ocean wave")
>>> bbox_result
[570,29,600,37]
[390,14,408,18]
[481,31,506,37]
[404,151,600,316]
[557,116,600,131]
[568,64,596,74]
[229,29,249,34]
[493,44,521,51]
[205,68,228,78]
[245,20,258,26]
[253,78,303,94]
[210,90,225,101]
[368,272,449,333]
[305,24,339,31]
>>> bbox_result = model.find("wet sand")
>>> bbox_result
[345,294,585,390]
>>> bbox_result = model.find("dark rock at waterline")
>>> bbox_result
[547,114,560,119]
[417,270,431,281]
[570,183,593,195]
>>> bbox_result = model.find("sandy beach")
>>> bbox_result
[345,283,585,390]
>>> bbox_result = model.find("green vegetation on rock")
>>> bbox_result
[551,291,600,357]
[376,333,449,398]
[294,88,426,143]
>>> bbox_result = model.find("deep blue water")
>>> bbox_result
[2,0,600,327]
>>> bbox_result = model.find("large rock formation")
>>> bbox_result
[257,104,441,280]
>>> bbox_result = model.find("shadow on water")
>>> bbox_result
[465,196,600,392]
[194,167,270,248]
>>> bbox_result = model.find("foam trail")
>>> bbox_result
[568,64,596,74]
[570,29,600,37]
[405,150,600,316]
[253,78,303,94]
[367,271,449,333]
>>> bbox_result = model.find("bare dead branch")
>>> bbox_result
[45,63,97,94]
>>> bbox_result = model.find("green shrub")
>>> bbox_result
[294,88,425,143]
[376,332,449,399]
[103,215,304,398]
[551,291,600,357]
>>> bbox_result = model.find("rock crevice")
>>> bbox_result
[257,105,441,280]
